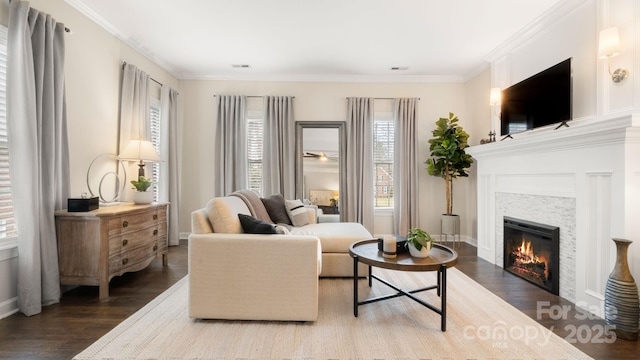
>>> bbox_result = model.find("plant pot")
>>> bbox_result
[441,214,460,235]
[132,191,153,205]
[408,242,431,258]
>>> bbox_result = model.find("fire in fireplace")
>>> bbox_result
[503,217,560,295]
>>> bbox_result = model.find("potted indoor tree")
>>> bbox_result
[406,227,434,257]
[426,112,473,238]
[131,176,153,204]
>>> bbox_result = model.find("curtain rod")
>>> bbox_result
[214,95,296,98]
[8,0,72,33]
[120,61,178,93]
[346,97,421,100]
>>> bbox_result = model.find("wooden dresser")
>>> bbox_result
[55,202,169,299]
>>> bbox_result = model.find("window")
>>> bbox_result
[149,100,161,203]
[246,113,263,194]
[373,114,394,208]
[0,25,17,247]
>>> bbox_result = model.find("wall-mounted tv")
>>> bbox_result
[500,58,572,136]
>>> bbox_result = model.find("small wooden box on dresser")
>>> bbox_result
[55,202,169,299]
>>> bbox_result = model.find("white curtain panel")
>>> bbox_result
[7,0,70,316]
[393,98,419,235]
[118,63,150,154]
[161,86,180,246]
[262,96,295,198]
[214,95,247,196]
[345,97,374,232]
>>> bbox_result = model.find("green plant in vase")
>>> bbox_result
[131,176,152,192]
[406,227,434,257]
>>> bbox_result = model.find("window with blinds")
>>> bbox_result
[373,117,394,208]
[0,25,17,245]
[149,101,161,203]
[246,117,263,194]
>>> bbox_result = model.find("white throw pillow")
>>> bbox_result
[285,199,310,227]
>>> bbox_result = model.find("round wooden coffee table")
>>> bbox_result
[349,239,458,331]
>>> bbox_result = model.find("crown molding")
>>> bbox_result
[64,0,182,79]
[178,72,465,83]
[484,0,593,63]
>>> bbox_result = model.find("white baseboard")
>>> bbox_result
[0,296,18,319]
[179,232,190,240]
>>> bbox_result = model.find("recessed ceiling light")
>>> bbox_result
[390,66,409,71]
[232,64,251,68]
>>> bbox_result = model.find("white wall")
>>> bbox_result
[0,0,180,318]
[180,80,481,237]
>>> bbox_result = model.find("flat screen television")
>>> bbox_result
[500,58,572,136]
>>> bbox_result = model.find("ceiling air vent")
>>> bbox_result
[390,66,409,71]
[232,64,251,68]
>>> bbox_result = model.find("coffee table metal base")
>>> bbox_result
[352,258,448,331]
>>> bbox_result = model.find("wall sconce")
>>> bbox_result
[598,27,629,83]
[118,139,162,178]
[489,87,501,107]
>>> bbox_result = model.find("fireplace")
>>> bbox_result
[503,217,560,295]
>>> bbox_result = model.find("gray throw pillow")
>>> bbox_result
[238,214,277,234]
[261,194,292,225]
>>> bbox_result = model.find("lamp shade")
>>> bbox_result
[489,87,501,106]
[598,27,621,59]
[118,140,162,162]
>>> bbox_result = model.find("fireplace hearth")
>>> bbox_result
[503,217,560,295]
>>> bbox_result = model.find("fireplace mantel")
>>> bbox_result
[467,113,640,316]
[469,115,640,159]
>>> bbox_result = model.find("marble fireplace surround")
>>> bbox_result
[467,114,640,315]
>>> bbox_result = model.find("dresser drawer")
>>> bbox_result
[109,238,160,273]
[109,224,164,254]
[108,209,162,237]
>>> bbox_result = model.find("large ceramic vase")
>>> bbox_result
[604,238,639,341]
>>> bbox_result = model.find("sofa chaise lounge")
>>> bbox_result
[188,191,373,321]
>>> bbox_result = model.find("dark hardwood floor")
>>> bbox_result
[0,240,638,359]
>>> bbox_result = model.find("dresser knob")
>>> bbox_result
[122,239,128,246]
[153,214,158,220]
[153,229,158,236]
[153,245,158,251]
[122,258,129,265]
[122,221,128,228]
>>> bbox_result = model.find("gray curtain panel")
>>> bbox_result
[161,86,180,246]
[118,63,150,154]
[262,96,295,198]
[345,97,374,232]
[7,0,70,316]
[214,95,247,196]
[393,98,419,235]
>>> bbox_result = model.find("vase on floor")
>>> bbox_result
[604,238,639,341]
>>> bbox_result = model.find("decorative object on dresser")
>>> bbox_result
[130,176,153,204]
[118,139,162,177]
[55,202,169,299]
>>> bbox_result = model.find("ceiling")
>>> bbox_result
[65,0,564,82]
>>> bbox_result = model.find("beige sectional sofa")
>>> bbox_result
[188,191,373,322]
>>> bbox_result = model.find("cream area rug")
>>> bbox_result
[75,268,592,360]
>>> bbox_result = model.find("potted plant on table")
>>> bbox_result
[426,112,473,238]
[406,227,434,258]
[131,176,153,204]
